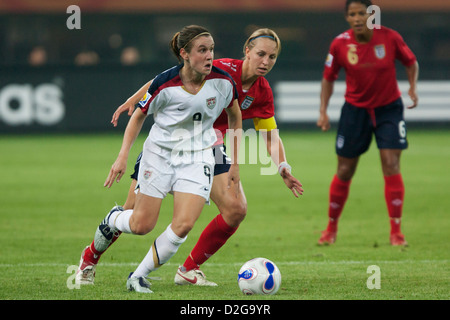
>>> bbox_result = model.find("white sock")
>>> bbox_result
[108,209,133,234]
[132,224,187,278]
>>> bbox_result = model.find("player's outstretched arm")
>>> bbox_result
[262,128,303,197]
[111,80,153,127]
[104,108,147,188]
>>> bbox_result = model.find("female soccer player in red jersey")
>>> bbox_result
[76,28,303,288]
[317,0,419,246]
[174,29,303,286]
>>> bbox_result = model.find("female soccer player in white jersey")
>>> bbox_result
[76,28,303,289]
[75,25,242,293]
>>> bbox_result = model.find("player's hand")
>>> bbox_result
[227,164,241,197]
[317,112,331,131]
[104,155,127,188]
[407,88,418,109]
[111,101,135,127]
[280,169,304,198]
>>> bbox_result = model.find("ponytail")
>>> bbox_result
[170,32,181,60]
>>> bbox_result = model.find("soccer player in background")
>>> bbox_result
[316,0,419,246]
[76,28,304,289]
[76,25,243,292]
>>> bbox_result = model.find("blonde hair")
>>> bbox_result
[243,28,281,57]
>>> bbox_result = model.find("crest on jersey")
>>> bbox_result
[206,97,216,109]
[374,45,386,59]
[143,170,152,180]
[241,96,254,110]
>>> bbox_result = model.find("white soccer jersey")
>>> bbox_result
[138,64,237,153]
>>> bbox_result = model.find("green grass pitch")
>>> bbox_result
[0,129,449,302]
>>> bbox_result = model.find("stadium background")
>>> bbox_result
[0,0,449,133]
[1,1,449,302]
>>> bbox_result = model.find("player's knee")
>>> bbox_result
[382,159,400,176]
[171,220,195,238]
[337,162,357,180]
[223,198,247,224]
[234,200,247,222]
[130,218,155,235]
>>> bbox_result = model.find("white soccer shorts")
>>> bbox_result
[137,142,214,202]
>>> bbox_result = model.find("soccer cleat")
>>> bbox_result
[390,233,408,246]
[75,246,97,285]
[126,272,153,293]
[174,266,218,286]
[318,230,337,245]
[94,205,123,252]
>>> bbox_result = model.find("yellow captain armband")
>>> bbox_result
[253,117,277,131]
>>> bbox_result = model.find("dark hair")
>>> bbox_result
[345,0,372,13]
[170,25,211,62]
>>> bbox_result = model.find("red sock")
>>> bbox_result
[82,241,100,265]
[326,175,351,233]
[183,214,237,271]
[83,232,122,265]
[384,174,404,234]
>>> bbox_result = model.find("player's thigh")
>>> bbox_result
[130,192,163,235]
[336,102,373,158]
[379,148,402,176]
[210,172,247,226]
[211,145,246,213]
[373,98,408,150]
[336,155,360,181]
[171,192,207,238]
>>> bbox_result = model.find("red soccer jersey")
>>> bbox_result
[213,58,275,143]
[323,26,416,108]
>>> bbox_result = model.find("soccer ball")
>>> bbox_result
[237,257,281,295]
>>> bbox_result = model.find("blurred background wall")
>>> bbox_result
[0,0,449,133]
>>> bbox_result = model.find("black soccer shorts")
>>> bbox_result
[335,98,408,158]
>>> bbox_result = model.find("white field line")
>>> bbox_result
[0,259,448,268]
